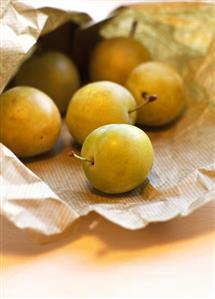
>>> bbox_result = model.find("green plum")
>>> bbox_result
[15,51,80,114]
[0,86,61,157]
[73,124,154,194]
[126,61,186,126]
[66,81,137,145]
[89,36,151,85]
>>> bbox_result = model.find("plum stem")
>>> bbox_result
[69,151,94,165]
[129,20,138,37]
[128,92,157,113]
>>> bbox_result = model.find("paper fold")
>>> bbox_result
[1,144,79,240]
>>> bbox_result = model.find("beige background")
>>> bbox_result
[2,200,215,298]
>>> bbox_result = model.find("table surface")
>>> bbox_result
[1,200,215,298]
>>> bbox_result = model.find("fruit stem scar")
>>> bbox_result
[69,151,94,165]
[129,20,138,37]
[128,92,157,113]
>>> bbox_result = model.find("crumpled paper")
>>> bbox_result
[1,1,215,242]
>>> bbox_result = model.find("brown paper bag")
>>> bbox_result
[1,1,215,242]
